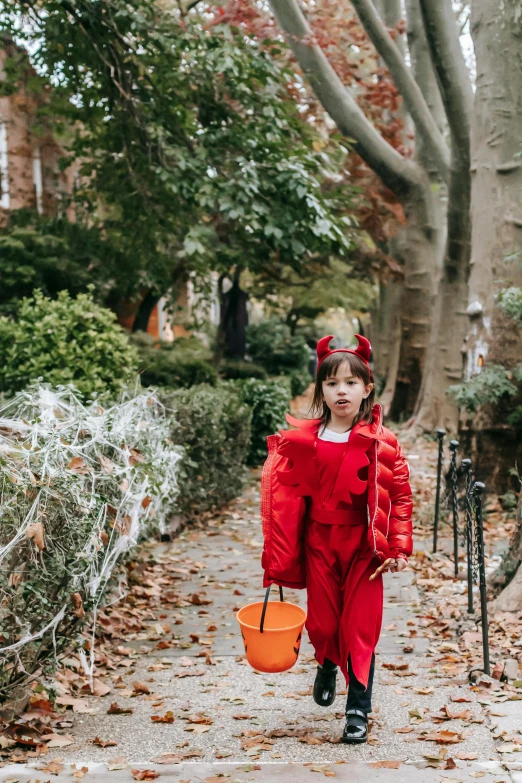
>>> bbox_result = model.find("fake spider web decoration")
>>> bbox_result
[0,384,182,702]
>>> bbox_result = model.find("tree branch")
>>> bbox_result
[417,0,473,163]
[350,0,450,182]
[268,0,425,198]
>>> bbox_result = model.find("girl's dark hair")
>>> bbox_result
[309,352,375,428]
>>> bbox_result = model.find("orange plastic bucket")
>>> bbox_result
[236,586,307,673]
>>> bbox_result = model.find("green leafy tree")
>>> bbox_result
[252,257,375,333]
[1,2,357,324]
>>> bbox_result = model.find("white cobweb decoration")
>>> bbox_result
[0,384,182,700]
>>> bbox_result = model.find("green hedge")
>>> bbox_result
[0,290,139,398]
[228,377,292,466]
[132,332,218,389]
[162,383,252,516]
[246,318,310,397]
[219,358,267,380]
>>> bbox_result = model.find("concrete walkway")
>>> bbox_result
[2,470,520,782]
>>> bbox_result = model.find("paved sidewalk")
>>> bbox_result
[2,470,520,782]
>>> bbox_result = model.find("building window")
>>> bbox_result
[0,120,9,210]
[32,146,43,214]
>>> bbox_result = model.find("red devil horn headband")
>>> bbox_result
[316,334,372,371]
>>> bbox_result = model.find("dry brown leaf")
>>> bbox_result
[455,751,478,760]
[71,593,85,619]
[26,521,45,551]
[107,702,133,715]
[107,756,128,771]
[36,760,64,774]
[55,696,93,713]
[131,770,159,780]
[98,455,115,473]
[369,761,401,769]
[151,712,174,724]
[93,737,118,748]
[68,456,90,474]
[382,662,409,671]
[421,730,463,744]
[132,681,151,695]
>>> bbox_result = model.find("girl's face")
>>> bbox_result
[321,360,373,424]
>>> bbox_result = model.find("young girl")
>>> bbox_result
[260,334,413,744]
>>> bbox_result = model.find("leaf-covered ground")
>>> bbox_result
[1,430,521,781]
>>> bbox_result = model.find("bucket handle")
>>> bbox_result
[259,584,284,633]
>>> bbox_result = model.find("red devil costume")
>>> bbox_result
[260,335,413,690]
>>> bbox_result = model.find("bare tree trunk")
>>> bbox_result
[377,278,402,416]
[389,0,446,420]
[389,189,445,420]
[459,0,522,490]
[132,291,160,334]
[411,0,473,432]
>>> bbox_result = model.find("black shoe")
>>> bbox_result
[313,663,338,706]
[341,709,368,744]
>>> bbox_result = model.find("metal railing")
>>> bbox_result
[433,433,490,675]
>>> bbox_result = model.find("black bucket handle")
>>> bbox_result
[259,584,284,633]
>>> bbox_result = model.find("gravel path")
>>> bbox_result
[3,461,521,782]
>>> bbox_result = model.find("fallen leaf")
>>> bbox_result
[26,521,45,551]
[369,761,401,769]
[107,757,128,771]
[133,681,151,695]
[421,730,463,744]
[151,712,174,724]
[47,735,73,748]
[455,751,478,760]
[107,702,133,715]
[36,760,64,775]
[68,456,90,474]
[93,737,118,748]
[131,771,159,781]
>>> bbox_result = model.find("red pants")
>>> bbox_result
[304,518,383,688]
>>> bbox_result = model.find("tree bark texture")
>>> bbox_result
[375,278,402,416]
[267,0,426,198]
[389,0,446,420]
[460,0,522,490]
[411,0,473,432]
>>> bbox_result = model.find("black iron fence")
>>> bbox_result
[433,432,490,675]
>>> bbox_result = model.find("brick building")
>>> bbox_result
[0,45,75,221]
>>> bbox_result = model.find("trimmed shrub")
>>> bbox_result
[141,354,218,389]
[246,318,310,397]
[132,332,218,389]
[229,377,292,465]
[162,384,252,516]
[219,358,267,381]
[0,290,139,399]
[0,385,181,705]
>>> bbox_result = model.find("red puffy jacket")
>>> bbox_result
[260,403,413,589]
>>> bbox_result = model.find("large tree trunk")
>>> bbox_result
[376,278,402,416]
[389,189,445,420]
[132,291,160,334]
[459,0,522,491]
[389,0,447,421]
[411,0,474,432]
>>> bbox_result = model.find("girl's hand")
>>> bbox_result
[389,558,408,573]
